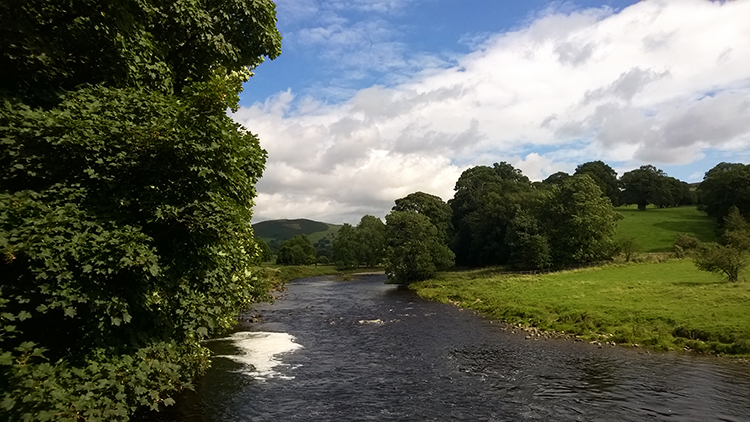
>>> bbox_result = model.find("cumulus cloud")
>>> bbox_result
[237,0,750,223]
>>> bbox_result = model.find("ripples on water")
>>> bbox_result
[138,275,750,422]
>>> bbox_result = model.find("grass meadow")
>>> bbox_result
[412,260,750,355]
[615,205,717,252]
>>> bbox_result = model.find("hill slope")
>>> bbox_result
[252,218,342,246]
[615,206,716,252]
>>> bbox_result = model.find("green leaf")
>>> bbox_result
[0,351,13,365]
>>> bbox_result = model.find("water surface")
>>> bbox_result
[140,275,750,421]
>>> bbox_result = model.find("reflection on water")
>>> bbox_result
[137,275,750,422]
[211,331,303,380]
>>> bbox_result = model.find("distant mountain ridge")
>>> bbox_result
[252,218,342,246]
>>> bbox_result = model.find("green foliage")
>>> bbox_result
[0,0,281,418]
[276,235,316,265]
[331,216,386,269]
[574,160,620,205]
[355,215,386,267]
[384,211,454,284]
[412,260,750,355]
[695,208,750,282]
[543,175,620,265]
[619,165,673,210]
[695,243,745,282]
[254,237,274,263]
[332,224,359,269]
[617,237,639,262]
[697,162,750,222]
[393,191,453,242]
[0,0,282,104]
[541,171,570,186]
[449,162,532,266]
[673,234,700,258]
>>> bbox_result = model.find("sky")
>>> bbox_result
[232,0,750,224]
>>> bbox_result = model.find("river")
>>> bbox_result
[139,274,750,421]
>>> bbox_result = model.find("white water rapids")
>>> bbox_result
[213,331,303,380]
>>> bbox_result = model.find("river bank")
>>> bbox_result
[411,259,750,357]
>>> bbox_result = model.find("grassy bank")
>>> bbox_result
[615,206,717,252]
[412,260,750,356]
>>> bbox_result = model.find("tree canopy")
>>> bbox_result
[384,211,454,284]
[449,162,533,266]
[698,162,750,222]
[392,191,452,242]
[574,160,620,205]
[0,1,281,419]
[331,216,386,269]
[276,235,317,265]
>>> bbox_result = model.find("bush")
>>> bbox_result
[674,233,700,257]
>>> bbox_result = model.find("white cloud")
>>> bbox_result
[238,0,750,223]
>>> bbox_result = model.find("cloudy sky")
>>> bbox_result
[233,0,750,224]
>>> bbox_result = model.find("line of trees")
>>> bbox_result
[544,161,697,210]
[1,1,281,419]
[331,160,749,285]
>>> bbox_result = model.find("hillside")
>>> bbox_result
[615,205,716,252]
[252,218,342,246]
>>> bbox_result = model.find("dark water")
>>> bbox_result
[139,275,750,421]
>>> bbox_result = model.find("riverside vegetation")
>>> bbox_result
[0,1,282,420]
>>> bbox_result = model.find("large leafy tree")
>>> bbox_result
[332,224,359,269]
[695,207,750,282]
[384,211,454,284]
[507,175,620,269]
[355,215,386,267]
[697,162,750,221]
[276,235,317,265]
[574,160,620,205]
[544,175,620,265]
[449,162,532,266]
[619,165,672,210]
[0,1,281,419]
[331,216,386,269]
[392,192,452,242]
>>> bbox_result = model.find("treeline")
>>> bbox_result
[324,160,749,284]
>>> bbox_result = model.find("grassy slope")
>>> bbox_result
[413,261,750,355]
[615,206,716,252]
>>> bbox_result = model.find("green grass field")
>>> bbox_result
[412,260,750,355]
[615,206,717,252]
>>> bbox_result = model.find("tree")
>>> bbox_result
[507,175,620,269]
[355,215,386,267]
[695,207,750,282]
[384,211,454,284]
[276,235,317,265]
[392,192,452,242]
[449,163,532,267]
[574,161,620,205]
[544,175,620,265]
[254,237,275,264]
[697,163,750,221]
[0,1,281,419]
[619,165,672,210]
[542,171,570,186]
[332,224,359,269]
[695,244,746,282]
[0,0,281,105]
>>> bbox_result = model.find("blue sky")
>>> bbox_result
[233,0,750,224]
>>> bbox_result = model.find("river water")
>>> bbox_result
[140,275,750,421]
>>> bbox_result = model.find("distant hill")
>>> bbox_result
[252,218,342,248]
